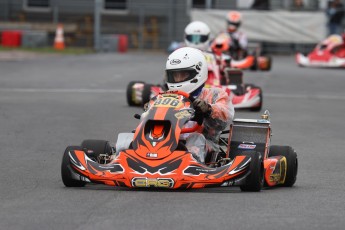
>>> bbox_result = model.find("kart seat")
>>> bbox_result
[176,140,188,151]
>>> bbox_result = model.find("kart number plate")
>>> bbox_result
[153,97,181,108]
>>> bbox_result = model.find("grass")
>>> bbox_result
[0,46,95,55]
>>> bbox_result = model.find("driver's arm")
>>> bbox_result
[200,87,234,131]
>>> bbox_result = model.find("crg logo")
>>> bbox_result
[131,177,174,188]
[170,59,181,65]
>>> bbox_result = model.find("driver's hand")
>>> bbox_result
[193,99,212,118]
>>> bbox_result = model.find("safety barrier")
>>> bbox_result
[1,30,22,47]
[100,34,128,53]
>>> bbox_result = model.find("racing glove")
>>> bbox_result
[193,99,212,123]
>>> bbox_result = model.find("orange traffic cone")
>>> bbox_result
[54,23,65,50]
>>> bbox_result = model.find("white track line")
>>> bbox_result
[1,88,345,101]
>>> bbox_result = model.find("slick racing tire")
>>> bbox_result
[61,146,86,187]
[250,87,263,112]
[81,139,112,162]
[250,56,258,70]
[261,56,272,71]
[126,81,144,106]
[142,83,153,106]
[240,151,264,192]
[269,145,298,187]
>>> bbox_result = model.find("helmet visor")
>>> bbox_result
[166,68,198,83]
[227,21,240,28]
[185,34,209,44]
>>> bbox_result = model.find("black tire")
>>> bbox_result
[250,87,263,112]
[61,146,86,187]
[81,139,112,160]
[250,56,258,70]
[269,145,298,187]
[240,151,264,192]
[142,83,153,105]
[126,81,144,106]
[262,56,272,71]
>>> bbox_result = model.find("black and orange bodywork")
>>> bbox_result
[228,118,288,187]
[66,92,254,189]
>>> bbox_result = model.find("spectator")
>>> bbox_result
[326,0,345,35]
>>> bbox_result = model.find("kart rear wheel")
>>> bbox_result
[142,83,153,105]
[261,56,272,71]
[250,87,263,112]
[81,139,112,162]
[61,146,86,187]
[269,145,298,187]
[240,151,264,192]
[126,81,144,106]
[250,56,258,70]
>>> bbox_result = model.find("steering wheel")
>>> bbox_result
[162,91,202,134]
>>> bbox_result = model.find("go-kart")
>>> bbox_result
[127,53,263,111]
[211,32,272,71]
[296,34,345,68]
[62,91,298,191]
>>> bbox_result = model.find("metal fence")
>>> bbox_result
[0,0,343,54]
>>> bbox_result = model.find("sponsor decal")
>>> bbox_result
[161,93,179,98]
[204,54,213,63]
[269,173,281,182]
[131,177,174,188]
[257,119,270,123]
[146,152,158,158]
[221,180,234,187]
[183,166,217,176]
[238,144,256,149]
[170,59,181,65]
[175,110,192,119]
[183,54,189,60]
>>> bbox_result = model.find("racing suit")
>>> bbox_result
[228,31,248,59]
[185,87,234,163]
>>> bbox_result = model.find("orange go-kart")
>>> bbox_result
[62,91,297,191]
[211,32,272,71]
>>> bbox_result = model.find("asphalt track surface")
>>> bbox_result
[0,52,345,230]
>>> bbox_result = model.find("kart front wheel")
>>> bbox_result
[61,146,86,187]
[240,151,264,192]
[126,81,144,106]
[269,145,298,187]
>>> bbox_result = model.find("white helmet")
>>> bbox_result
[166,47,207,95]
[184,21,211,51]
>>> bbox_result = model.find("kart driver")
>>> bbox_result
[165,47,234,163]
[226,11,248,59]
[184,20,212,51]
[184,21,231,83]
